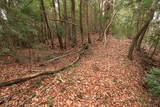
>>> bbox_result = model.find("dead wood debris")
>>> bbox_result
[0,45,88,88]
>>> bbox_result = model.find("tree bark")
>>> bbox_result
[52,0,64,49]
[97,0,103,41]
[57,0,61,19]
[150,37,159,58]
[63,0,68,49]
[70,0,77,47]
[39,0,54,48]
[79,0,84,44]
[86,0,92,44]
[136,27,148,51]
[103,10,118,46]
[39,5,47,44]
[128,8,155,60]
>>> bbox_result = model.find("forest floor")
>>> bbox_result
[0,34,158,107]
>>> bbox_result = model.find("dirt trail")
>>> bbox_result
[0,36,151,107]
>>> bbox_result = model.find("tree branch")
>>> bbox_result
[0,45,88,88]
[49,19,78,26]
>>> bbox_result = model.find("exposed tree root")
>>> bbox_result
[0,47,86,88]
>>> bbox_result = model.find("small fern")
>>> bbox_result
[144,67,160,96]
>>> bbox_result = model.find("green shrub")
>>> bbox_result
[0,48,11,55]
[144,67,160,96]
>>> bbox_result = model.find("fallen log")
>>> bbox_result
[0,44,89,88]
[0,53,82,88]
[39,49,81,66]
[39,44,89,66]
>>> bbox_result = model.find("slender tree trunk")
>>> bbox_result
[150,38,159,58]
[40,5,47,44]
[39,0,54,48]
[63,0,68,49]
[52,0,64,49]
[57,0,64,49]
[79,0,84,44]
[70,0,77,47]
[86,1,91,44]
[57,0,61,19]
[98,0,104,41]
[136,27,148,51]
[128,20,151,60]
[128,9,155,60]
[40,17,45,43]
[103,10,118,46]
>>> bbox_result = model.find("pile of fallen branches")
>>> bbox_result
[0,44,89,88]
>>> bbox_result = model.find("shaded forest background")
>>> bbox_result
[0,0,159,54]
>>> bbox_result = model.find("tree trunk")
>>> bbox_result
[57,0,61,19]
[39,5,46,44]
[86,1,91,44]
[136,27,148,51]
[98,0,104,41]
[70,0,77,47]
[57,0,64,49]
[79,0,84,44]
[52,0,64,49]
[63,0,68,49]
[39,0,54,48]
[150,38,159,58]
[128,9,155,60]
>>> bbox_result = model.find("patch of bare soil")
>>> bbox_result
[0,34,156,107]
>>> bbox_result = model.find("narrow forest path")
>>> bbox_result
[45,37,147,107]
[0,36,151,107]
